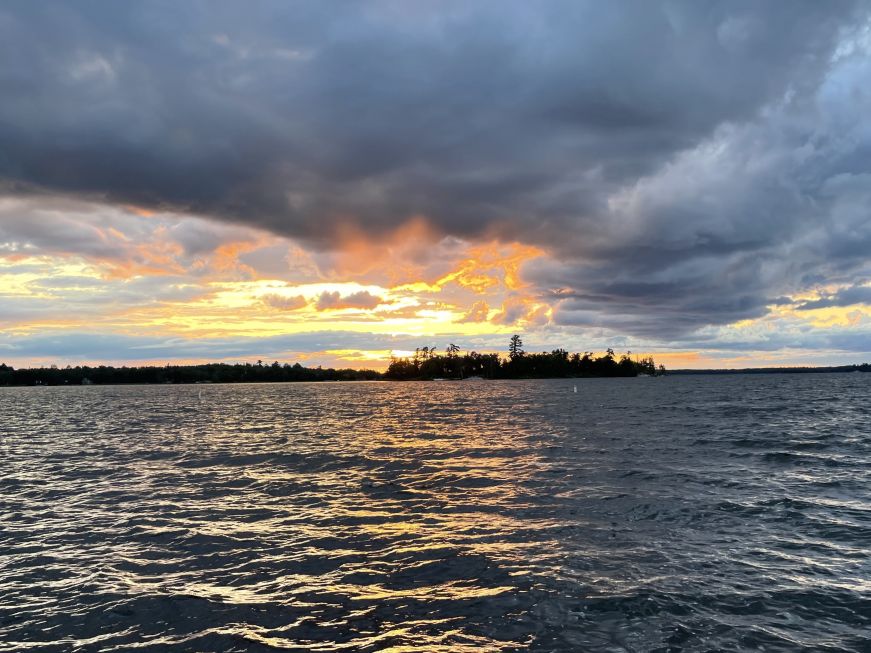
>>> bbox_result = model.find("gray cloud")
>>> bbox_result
[0,1,858,237]
[796,285,871,310]
[1,1,871,344]
[261,293,308,311]
[315,290,384,311]
[0,330,516,364]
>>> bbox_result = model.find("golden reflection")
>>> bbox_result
[144,416,555,629]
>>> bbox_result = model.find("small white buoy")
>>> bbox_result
[573,385,577,393]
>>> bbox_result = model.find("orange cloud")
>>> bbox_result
[328,217,444,284]
[489,296,551,327]
[123,205,156,218]
[436,241,544,293]
[208,238,274,276]
[459,300,490,323]
[100,239,187,279]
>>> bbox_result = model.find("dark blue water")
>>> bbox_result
[1,374,870,651]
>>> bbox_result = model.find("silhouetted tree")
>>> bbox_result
[509,335,524,360]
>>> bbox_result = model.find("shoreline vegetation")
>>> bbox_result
[383,336,663,380]
[0,334,867,386]
[1,335,663,386]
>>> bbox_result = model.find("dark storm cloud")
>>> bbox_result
[0,1,857,236]
[1,0,870,340]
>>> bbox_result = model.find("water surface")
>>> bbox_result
[2,375,870,651]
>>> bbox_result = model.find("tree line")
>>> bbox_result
[0,361,380,386]
[384,335,665,380]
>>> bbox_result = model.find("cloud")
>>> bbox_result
[0,196,275,278]
[261,293,308,311]
[315,290,385,310]
[0,330,514,366]
[533,99,871,338]
[490,297,551,327]
[2,2,871,359]
[795,285,871,310]
[491,298,530,326]
[0,2,861,244]
[459,300,490,323]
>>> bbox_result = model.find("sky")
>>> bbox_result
[1,0,871,370]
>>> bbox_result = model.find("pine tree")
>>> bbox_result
[509,334,524,360]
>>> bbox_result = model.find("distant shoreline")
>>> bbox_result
[668,364,870,375]
[0,364,868,387]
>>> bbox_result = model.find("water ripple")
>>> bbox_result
[1,375,870,651]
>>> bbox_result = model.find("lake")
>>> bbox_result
[1,375,870,651]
